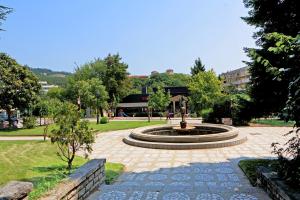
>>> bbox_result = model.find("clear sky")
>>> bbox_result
[0,0,256,75]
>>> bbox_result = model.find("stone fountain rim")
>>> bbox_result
[129,123,239,143]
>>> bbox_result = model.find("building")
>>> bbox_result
[166,69,174,75]
[39,81,58,93]
[117,86,189,117]
[220,67,250,90]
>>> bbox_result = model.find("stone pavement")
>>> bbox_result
[88,127,291,200]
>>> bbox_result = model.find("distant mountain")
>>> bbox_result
[29,67,72,87]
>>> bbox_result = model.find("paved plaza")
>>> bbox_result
[88,127,291,200]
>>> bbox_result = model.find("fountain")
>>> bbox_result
[123,98,247,149]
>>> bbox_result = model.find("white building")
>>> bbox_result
[220,67,250,90]
[39,81,58,93]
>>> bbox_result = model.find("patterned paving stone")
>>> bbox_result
[98,191,127,200]
[229,193,258,200]
[171,174,191,181]
[162,192,190,200]
[196,193,224,200]
[148,174,168,181]
[88,127,291,200]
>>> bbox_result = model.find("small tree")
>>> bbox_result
[191,57,205,76]
[148,86,171,120]
[50,102,95,170]
[188,70,222,115]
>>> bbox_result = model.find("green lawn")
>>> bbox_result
[0,120,166,136]
[0,141,123,199]
[251,119,294,127]
[238,159,279,185]
[89,120,166,132]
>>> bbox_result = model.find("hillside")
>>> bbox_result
[30,67,72,87]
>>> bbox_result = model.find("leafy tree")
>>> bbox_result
[243,0,300,117]
[46,87,66,101]
[66,78,108,121]
[148,86,171,119]
[0,53,41,127]
[253,32,300,186]
[0,5,12,31]
[188,70,222,115]
[191,57,205,75]
[50,102,95,170]
[103,54,130,100]
[147,73,190,88]
[88,78,109,123]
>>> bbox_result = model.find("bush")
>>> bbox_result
[204,94,252,125]
[100,117,109,124]
[23,116,36,129]
[200,108,212,120]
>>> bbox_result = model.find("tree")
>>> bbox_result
[261,33,300,187]
[88,78,108,124]
[148,86,171,119]
[191,57,205,76]
[243,0,300,117]
[0,5,12,31]
[50,102,95,170]
[0,53,41,127]
[188,70,222,115]
[103,54,130,101]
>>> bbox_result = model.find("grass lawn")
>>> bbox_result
[251,119,294,127]
[0,141,124,199]
[238,159,279,185]
[89,120,166,132]
[0,120,166,136]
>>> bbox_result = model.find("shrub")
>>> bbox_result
[100,117,109,124]
[200,108,212,120]
[23,116,36,129]
[204,94,252,125]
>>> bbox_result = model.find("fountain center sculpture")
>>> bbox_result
[179,96,187,129]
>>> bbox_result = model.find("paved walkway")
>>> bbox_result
[88,127,291,200]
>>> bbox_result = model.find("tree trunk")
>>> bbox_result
[40,116,42,126]
[96,108,100,124]
[100,107,103,117]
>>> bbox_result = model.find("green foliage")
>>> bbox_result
[105,163,125,184]
[0,5,12,31]
[0,141,86,199]
[243,0,300,184]
[251,119,294,127]
[188,70,222,114]
[23,116,37,129]
[147,73,190,88]
[50,102,95,170]
[191,57,205,76]
[100,117,109,124]
[46,87,66,101]
[0,53,41,126]
[243,0,300,117]
[204,94,252,125]
[30,67,71,87]
[148,86,171,117]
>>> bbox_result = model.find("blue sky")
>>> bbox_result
[0,0,256,75]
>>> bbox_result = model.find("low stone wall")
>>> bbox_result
[0,181,33,200]
[41,159,106,200]
[256,166,300,200]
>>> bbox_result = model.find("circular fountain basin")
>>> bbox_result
[123,123,247,149]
